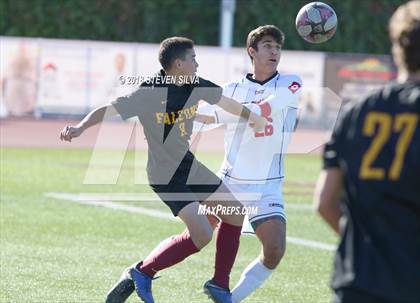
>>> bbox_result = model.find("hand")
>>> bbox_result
[249,113,267,132]
[60,125,83,142]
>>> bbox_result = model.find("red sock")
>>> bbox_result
[139,230,199,277]
[213,222,242,289]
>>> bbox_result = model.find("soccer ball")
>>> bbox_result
[295,2,337,44]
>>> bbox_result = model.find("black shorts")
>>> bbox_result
[150,161,224,216]
[332,287,395,303]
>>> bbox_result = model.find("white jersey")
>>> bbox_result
[205,72,302,184]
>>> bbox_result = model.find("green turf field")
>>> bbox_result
[1,147,337,302]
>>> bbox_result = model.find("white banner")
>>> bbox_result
[0,37,39,117]
[37,39,88,114]
[0,36,326,126]
[89,41,137,108]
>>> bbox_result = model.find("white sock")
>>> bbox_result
[231,258,274,303]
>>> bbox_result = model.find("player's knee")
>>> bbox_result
[232,213,245,226]
[207,215,220,230]
[220,212,244,227]
[192,228,213,249]
[263,242,285,268]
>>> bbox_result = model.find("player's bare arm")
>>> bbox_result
[313,168,343,234]
[195,113,216,124]
[215,95,267,132]
[60,104,118,142]
[196,89,294,128]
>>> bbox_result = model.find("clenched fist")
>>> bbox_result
[60,126,83,142]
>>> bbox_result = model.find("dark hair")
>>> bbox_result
[389,0,420,72]
[246,25,285,61]
[158,37,194,70]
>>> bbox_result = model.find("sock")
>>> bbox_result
[144,236,174,260]
[138,230,199,277]
[231,258,274,303]
[213,222,242,289]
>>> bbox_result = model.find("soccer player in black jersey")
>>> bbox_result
[60,37,267,303]
[313,1,420,303]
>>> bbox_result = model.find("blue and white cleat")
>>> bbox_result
[203,279,233,303]
[105,266,135,303]
[130,267,155,303]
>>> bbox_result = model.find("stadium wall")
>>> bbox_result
[1,36,396,129]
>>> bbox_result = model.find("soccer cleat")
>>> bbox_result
[203,279,233,303]
[105,266,135,303]
[130,267,155,303]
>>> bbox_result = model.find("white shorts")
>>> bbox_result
[222,178,286,235]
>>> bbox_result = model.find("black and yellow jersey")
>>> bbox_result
[113,70,222,184]
[323,81,420,303]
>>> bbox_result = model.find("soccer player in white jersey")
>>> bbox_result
[196,25,302,302]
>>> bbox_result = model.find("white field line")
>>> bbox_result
[43,192,313,210]
[44,192,177,221]
[286,236,336,251]
[44,192,336,251]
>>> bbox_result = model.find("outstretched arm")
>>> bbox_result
[195,103,261,125]
[60,104,118,142]
[195,113,216,124]
[215,96,267,132]
[208,93,289,126]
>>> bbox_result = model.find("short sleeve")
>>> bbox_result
[112,86,164,120]
[275,75,302,109]
[196,78,223,105]
[323,104,351,169]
